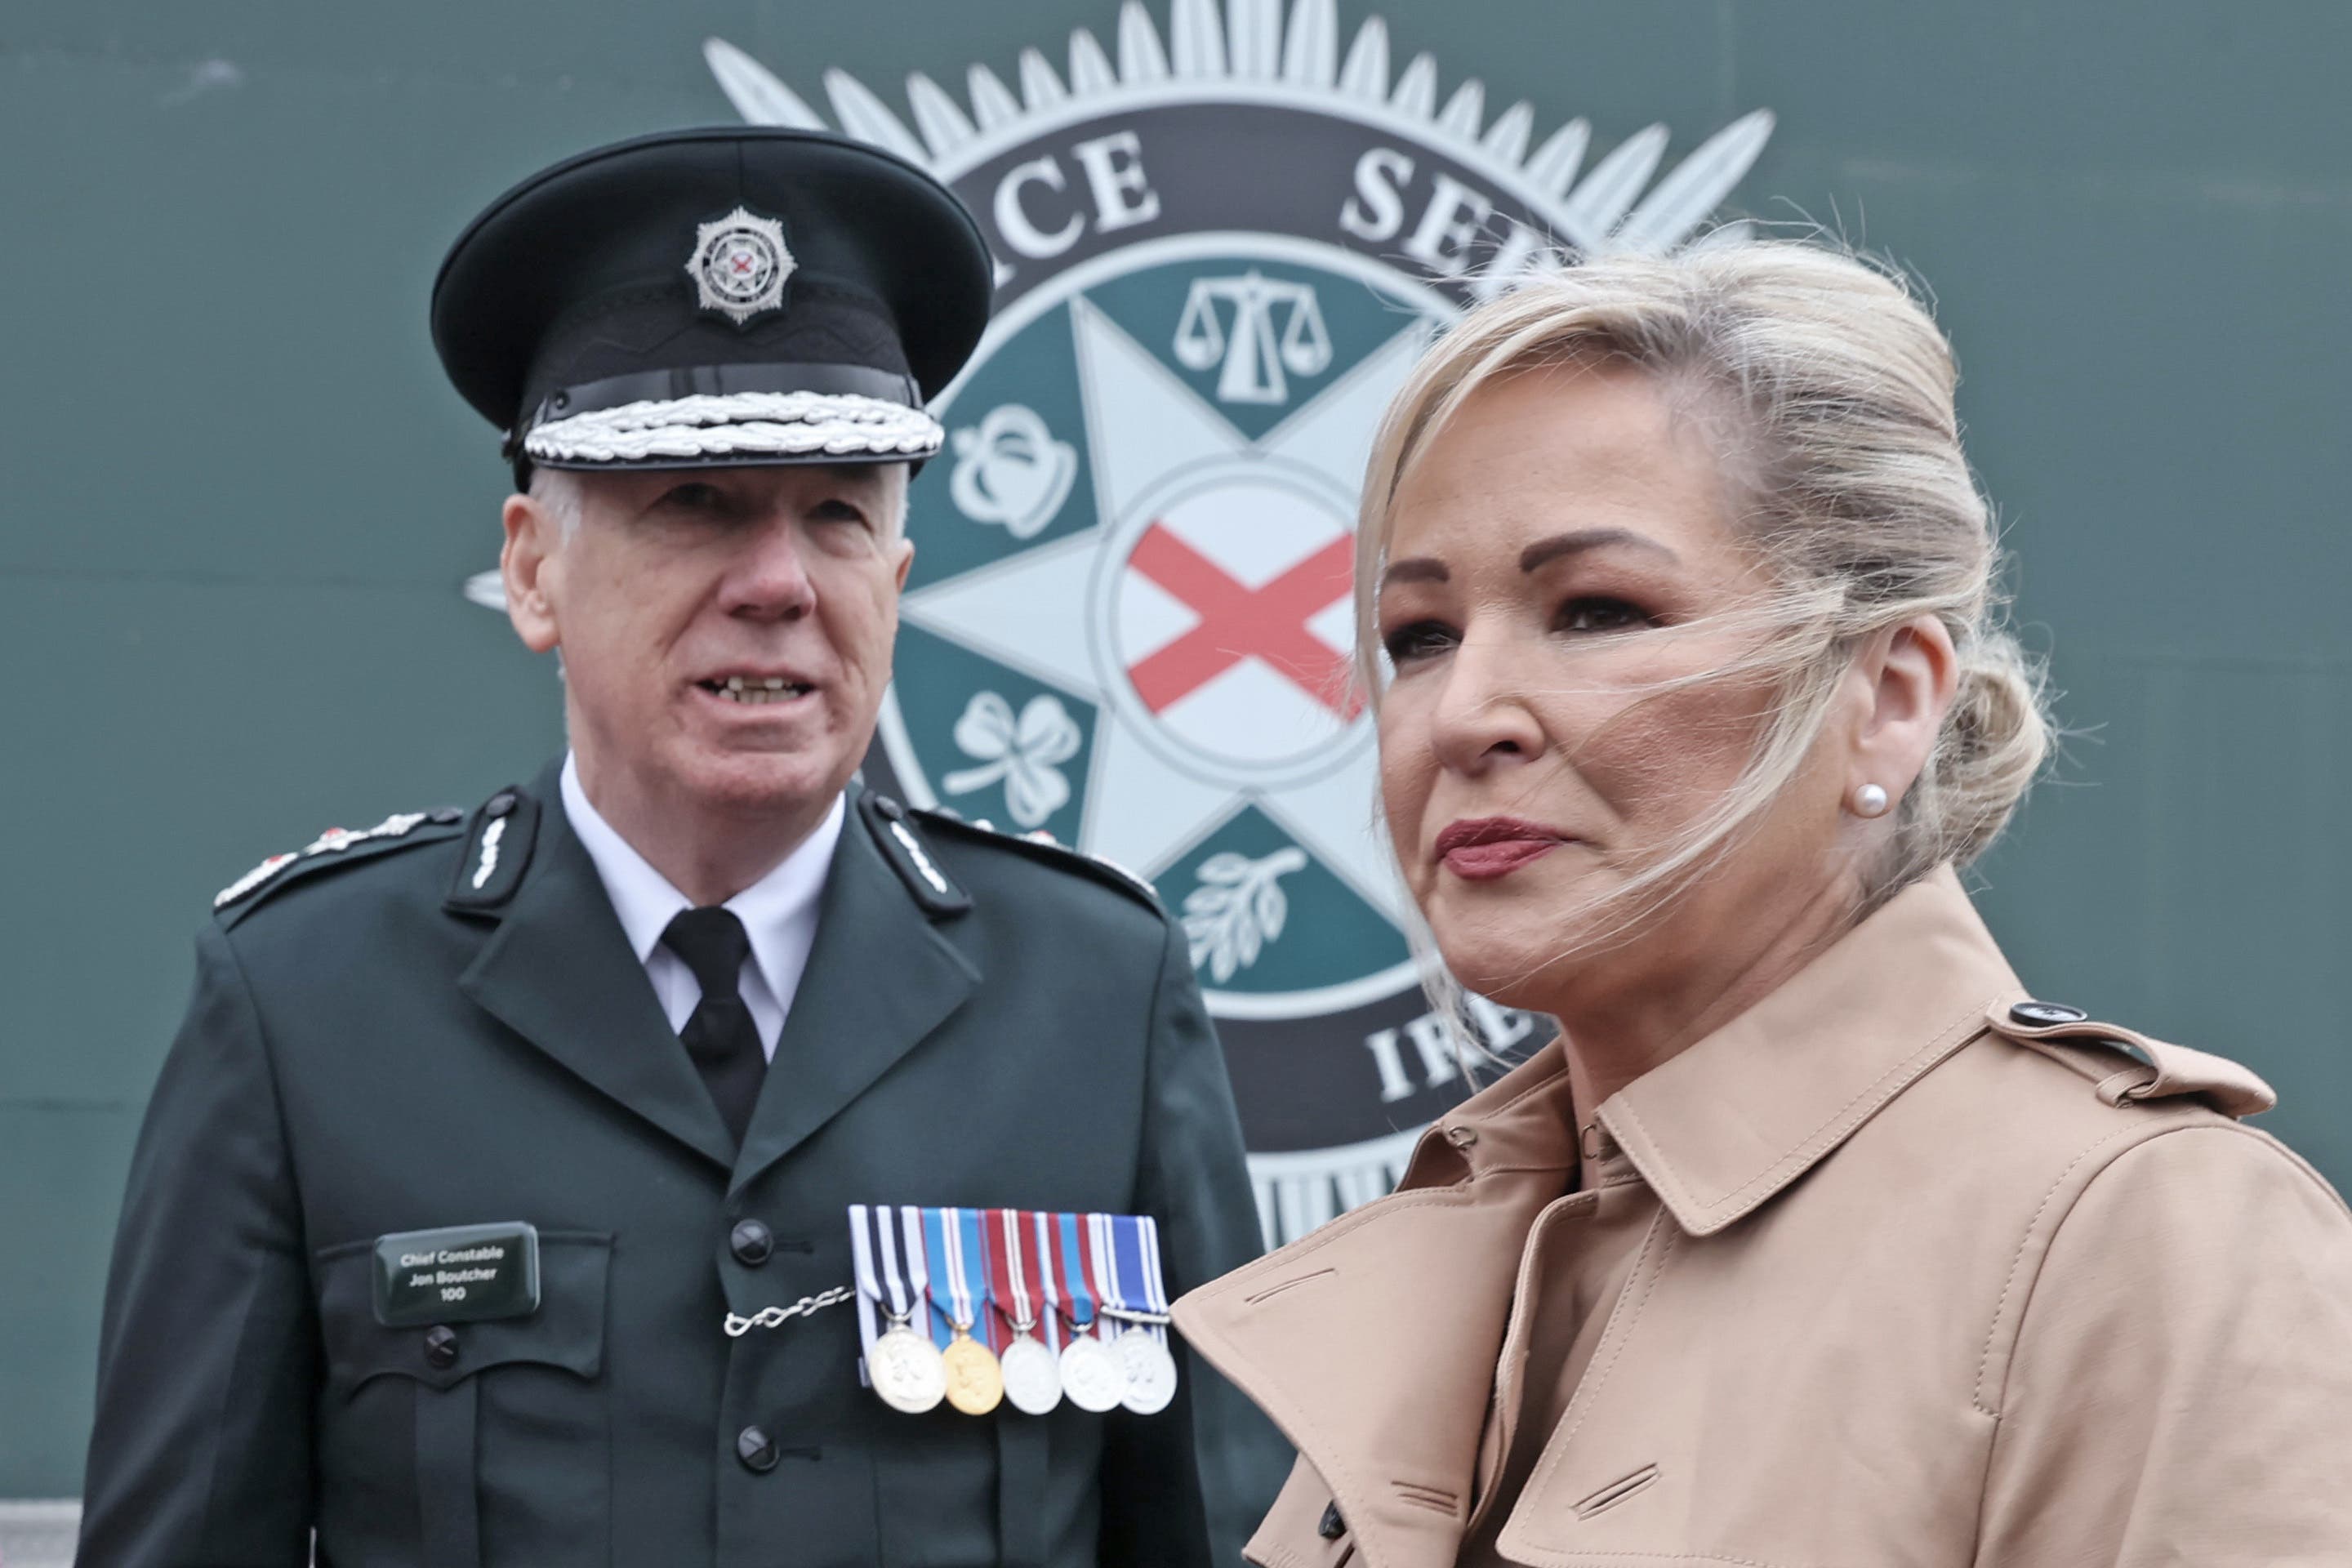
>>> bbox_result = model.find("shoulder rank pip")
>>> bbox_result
[213,808,467,918]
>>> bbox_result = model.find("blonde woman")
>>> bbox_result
[1173,241,2352,1566]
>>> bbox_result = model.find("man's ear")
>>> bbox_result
[501,492,562,653]
[1849,614,1959,807]
[891,536,915,593]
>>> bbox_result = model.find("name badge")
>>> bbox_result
[372,1222,541,1327]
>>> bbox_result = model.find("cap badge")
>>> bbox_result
[687,205,795,327]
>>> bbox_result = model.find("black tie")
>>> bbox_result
[661,906,767,1147]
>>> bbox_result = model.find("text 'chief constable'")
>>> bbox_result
[80,127,1290,1567]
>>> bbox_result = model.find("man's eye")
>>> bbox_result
[658,482,726,512]
[1381,621,1457,663]
[809,498,870,525]
[1557,596,1648,634]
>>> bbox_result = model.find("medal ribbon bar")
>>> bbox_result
[843,1205,1178,1417]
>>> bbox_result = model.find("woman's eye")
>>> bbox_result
[1557,596,1648,634]
[1381,620,1457,663]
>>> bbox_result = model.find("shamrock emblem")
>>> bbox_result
[942,691,1083,829]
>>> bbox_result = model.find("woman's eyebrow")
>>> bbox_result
[1380,557,1449,587]
[1519,528,1678,572]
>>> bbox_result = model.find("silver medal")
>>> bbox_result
[999,1334,1063,1415]
[1114,1327,1179,1414]
[869,1324,948,1414]
[1058,1332,1125,1414]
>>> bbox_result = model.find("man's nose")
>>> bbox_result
[719,519,817,621]
[1427,634,1544,775]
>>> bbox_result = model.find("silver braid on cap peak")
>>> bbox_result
[522,390,944,465]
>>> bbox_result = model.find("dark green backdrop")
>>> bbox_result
[5,0,2346,1501]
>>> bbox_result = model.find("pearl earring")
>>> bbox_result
[1852,783,1891,818]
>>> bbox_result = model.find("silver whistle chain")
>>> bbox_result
[724,1284,857,1338]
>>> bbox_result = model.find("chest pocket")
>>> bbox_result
[314,1230,612,1568]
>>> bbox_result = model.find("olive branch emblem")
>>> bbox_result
[1183,848,1311,982]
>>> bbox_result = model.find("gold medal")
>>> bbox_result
[942,1326,1004,1415]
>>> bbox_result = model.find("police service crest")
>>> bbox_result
[688,204,795,325]
[705,2,1772,1245]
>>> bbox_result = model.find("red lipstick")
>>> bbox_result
[1434,817,1569,880]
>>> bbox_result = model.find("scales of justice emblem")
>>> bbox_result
[698,1,1774,1247]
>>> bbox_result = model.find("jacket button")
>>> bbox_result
[730,1218,774,1267]
[429,807,465,825]
[484,791,517,819]
[2010,1000,2088,1027]
[1441,1125,1478,1148]
[1318,1502,1346,1539]
[737,1425,778,1473]
[423,1325,460,1370]
[875,795,906,821]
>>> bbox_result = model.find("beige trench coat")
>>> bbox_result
[1174,869,2352,1567]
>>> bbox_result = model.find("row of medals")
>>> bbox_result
[868,1306,1178,1418]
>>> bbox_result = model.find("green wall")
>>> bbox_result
[4,0,2347,1498]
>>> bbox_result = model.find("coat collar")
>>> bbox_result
[1172,868,2024,1568]
[1597,865,2023,1236]
[456,763,978,1183]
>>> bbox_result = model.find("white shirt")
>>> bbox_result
[559,753,843,1059]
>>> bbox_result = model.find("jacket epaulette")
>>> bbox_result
[908,803,1165,915]
[1984,998,2277,1120]
[212,808,469,927]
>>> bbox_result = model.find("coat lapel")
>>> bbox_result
[728,805,978,1198]
[457,768,738,1173]
[1173,1050,1581,1568]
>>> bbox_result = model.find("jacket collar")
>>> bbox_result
[457,758,741,1172]
[457,763,978,1183]
[1173,868,2022,1568]
[1593,865,2021,1236]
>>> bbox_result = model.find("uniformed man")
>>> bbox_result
[79,127,1290,1566]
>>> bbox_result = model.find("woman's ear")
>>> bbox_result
[1850,615,1959,810]
[501,492,561,654]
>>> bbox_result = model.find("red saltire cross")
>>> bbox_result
[1124,523,1361,719]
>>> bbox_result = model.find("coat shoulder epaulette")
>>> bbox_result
[1984,999,2277,1120]
[904,802,1165,916]
[213,808,470,927]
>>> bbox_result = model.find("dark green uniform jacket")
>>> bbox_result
[81,760,1290,1566]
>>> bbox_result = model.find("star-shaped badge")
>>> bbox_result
[686,205,795,327]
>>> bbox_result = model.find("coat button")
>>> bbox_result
[485,791,517,819]
[1441,1125,1478,1148]
[429,807,465,825]
[1318,1502,1346,1539]
[737,1425,779,1472]
[2010,1000,2089,1027]
[730,1218,774,1267]
[874,795,906,821]
[423,1325,460,1370]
